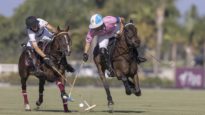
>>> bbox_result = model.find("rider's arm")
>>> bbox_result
[119,17,125,33]
[84,42,91,54]
[31,41,46,58]
[46,23,57,33]
[27,30,46,58]
[37,18,57,33]
[84,31,94,53]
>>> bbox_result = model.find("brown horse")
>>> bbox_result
[93,22,141,109]
[18,26,72,112]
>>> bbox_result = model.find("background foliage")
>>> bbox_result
[0,0,205,68]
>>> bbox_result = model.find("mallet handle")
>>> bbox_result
[68,61,85,97]
[83,100,90,107]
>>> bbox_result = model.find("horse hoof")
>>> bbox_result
[135,90,141,96]
[64,109,71,112]
[108,100,114,106]
[36,101,42,106]
[25,104,31,111]
[108,106,114,113]
[108,102,114,113]
[126,90,132,95]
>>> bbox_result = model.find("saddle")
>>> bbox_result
[21,41,48,75]
[107,37,116,64]
[23,47,40,72]
[105,37,116,77]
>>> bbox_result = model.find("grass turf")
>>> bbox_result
[0,86,205,115]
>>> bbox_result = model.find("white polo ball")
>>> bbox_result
[79,103,84,108]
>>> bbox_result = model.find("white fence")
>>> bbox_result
[0,64,18,74]
[0,63,98,77]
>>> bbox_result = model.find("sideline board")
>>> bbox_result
[175,68,205,89]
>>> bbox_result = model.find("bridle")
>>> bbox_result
[50,31,71,64]
[52,32,71,53]
[124,23,137,48]
[113,23,138,59]
[52,32,70,39]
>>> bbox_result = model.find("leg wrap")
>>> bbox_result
[56,81,65,92]
[22,90,29,104]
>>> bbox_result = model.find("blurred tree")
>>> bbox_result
[95,0,106,9]
[192,16,205,67]
[184,5,199,66]
[0,0,196,67]
[162,0,182,68]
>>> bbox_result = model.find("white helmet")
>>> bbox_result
[89,14,103,29]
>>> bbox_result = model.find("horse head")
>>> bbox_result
[123,22,141,48]
[52,25,72,56]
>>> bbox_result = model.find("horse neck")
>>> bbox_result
[45,38,58,56]
[113,35,130,57]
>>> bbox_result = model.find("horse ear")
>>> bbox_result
[130,19,133,23]
[65,25,70,31]
[57,26,61,32]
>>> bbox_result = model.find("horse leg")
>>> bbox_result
[121,75,132,95]
[21,77,31,111]
[128,79,135,88]
[56,80,70,112]
[133,73,141,96]
[94,51,114,106]
[99,72,114,105]
[36,79,45,108]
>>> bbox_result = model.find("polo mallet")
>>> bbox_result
[145,50,175,67]
[50,66,67,82]
[67,61,85,102]
[49,65,75,101]
[79,95,96,111]
[68,61,97,111]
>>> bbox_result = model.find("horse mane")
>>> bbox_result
[125,23,135,27]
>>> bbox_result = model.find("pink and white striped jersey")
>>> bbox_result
[86,16,120,43]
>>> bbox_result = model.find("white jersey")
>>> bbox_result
[26,18,53,48]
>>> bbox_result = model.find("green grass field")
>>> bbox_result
[0,86,205,115]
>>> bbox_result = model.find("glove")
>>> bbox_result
[43,56,54,66]
[115,30,122,38]
[83,53,89,62]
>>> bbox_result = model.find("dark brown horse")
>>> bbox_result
[18,26,72,112]
[93,22,141,109]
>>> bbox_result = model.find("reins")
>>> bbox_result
[45,31,71,80]
[112,23,137,60]
[52,32,70,39]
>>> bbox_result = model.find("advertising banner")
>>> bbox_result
[175,68,205,89]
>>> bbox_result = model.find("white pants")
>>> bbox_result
[27,29,53,48]
[97,24,120,49]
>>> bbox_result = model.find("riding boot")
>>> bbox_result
[100,48,114,77]
[27,49,37,71]
[28,49,43,76]
[133,48,147,64]
[61,56,75,73]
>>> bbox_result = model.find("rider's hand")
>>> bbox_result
[115,30,122,38]
[83,53,89,62]
[43,56,54,66]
